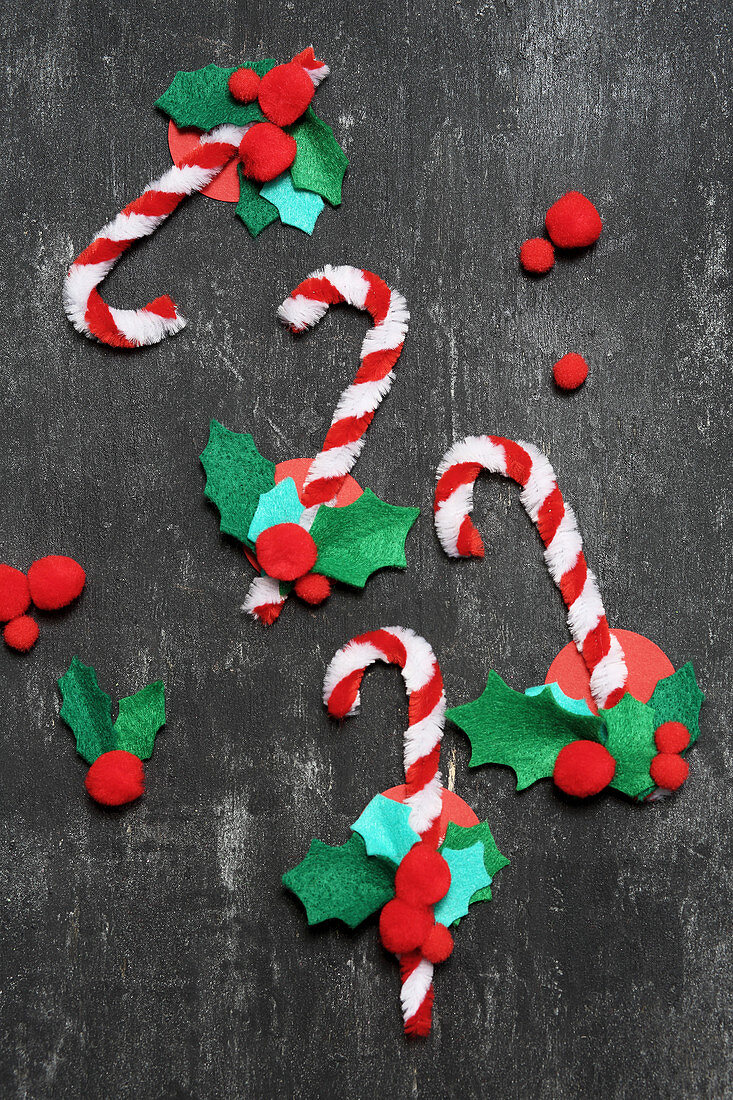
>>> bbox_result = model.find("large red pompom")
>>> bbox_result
[27,555,85,610]
[228,67,261,104]
[553,352,588,391]
[256,523,318,581]
[3,615,39,652]
[650,752,689,791]
[422,922,454,964]
[545,191,603,248]
[379,898,433,955]
[519,237,555,274]
[258,61,314,127]
[553,740,616,798]
[654,721,690,754]
[293,572,331,605]
[238,122,297,183]
[0,564,31,621]
[394,842,451,907]
[85,750,145,806]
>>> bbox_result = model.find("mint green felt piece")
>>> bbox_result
[434,843,492,928]
[247,478,304,544]
[648,663,704,747]
[525,681,595,718]
[200,420,276,547]
[350,794,420,866]
[58,657,116,765]
[440,821,510,905]
[155,60,276,131]
[113,682,166,761]
[309,490,420,588]
[289,108,348,206]
[259,174,324,234]
[282,833,395,928]
[235,167,279,236]
[601,694,658,799]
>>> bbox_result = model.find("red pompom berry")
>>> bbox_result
[519,237,555,274]
[654,721,690,754]
[257,61,314,127]
[394,842,451,907]
[293,572,331,605]
[650,752,689,791]
[3,615,39,652]
[238,122,297,183]
[27,555,85,611]
[85,750,145,807]
[553,352,588,391]
[0,564,31,621]
[545,191,603,249]
[255,523,318,582]
[379,898,433,955]
[553,740,616,798]
[422,922,454,964]
[228,67,261,104]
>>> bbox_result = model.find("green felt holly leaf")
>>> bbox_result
[113,682,166,761]
[434,843,492,928]
[58,657,116,765]
[155,60,276,131]
[440,821,510,905]
[447,672,604,790]
[309,489,420,588]
[235,166,279,236]
[289,108,349,206]
[601,693,658,799]
[200,420,276,547]
[283,833,395,928]
[648,663,704,748]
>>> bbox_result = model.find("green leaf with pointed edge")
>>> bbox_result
[235,166,279,236]
[309,489,420,588]
[58,657,116,765]
[200,420,276,547]
[434,843,491,928]
[447,671,604,790]
[648,663,704,748]
[289,108,348,206]
[283,833,395,928]
[601,694,658,799]
[113,682,166,761]
[155,60,276,131]
[440,821,510,905]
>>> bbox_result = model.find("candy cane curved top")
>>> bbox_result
[434,436,629,710]
[277,265,409,508]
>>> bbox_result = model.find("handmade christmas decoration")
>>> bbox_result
[545,190,603,249]
[0,556,85,652]
[58,657,166,806]
[63,47,348,349]
[553,352,588,390]
[201,265,419,625]
[283,627,509,1037]
[434,436,703,800]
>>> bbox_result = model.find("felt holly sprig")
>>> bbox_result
[58,658,166,806]
[64,47,348,348]
[435,435,704,800]
[201,267,419,625]
[283,628,509,1038]
[0,556,85,653]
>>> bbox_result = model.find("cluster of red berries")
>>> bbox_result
[0,556,85,652]
[552,722,691,800]
[228,61,314,183]
[255,523,331,609]
[649,722,690,791]
[378,842,455,965]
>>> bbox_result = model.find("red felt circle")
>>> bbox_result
[258,61,314,127]
[520,237,555,274]
[546,630,675,716]
[383,785,478,847]
[650,752,689,791]
[553,739,616,798]
[238,122,297,183]
[0,564,31,622]
[85,750,145,807]
[379,898,434,955]
[27,555,85,611]
[394,842,452,907]
[421,922,454,964]
[655,721,690,754]
[293,572,332,605]
[168,122,241,202]
[228,66,261,104]
[553,352,588,390]
[255,523,317,581]
[545,190,603,248]
[3,615,39,652]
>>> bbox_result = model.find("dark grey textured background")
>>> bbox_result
[0,1,730,1097]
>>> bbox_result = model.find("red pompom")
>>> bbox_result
[553,352,588,391]
[394,842,451,907]
[654,721,691,754]
[228,67,261,104]
[519,237,555,274]
[422,922,454,964]
[85,750,145,806]
[379,898,433,955]
[27,555,85,611]
[293,572,331,605]
[0,564,31,621]
[255,523,318,581]
[258,61,314,127]
[238,122,297,183]
[650,752,689,791]
[553,740,616,798]
[3,615,39,652]
[545,191,603,249]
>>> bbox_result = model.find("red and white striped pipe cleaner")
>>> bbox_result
[323,626,445,1037]
[434,436,629,709]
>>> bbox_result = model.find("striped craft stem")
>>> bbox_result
[434,435,629,709]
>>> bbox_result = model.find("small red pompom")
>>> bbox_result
[258,61,314,127]
[85,750,145,807]
[238,122,297,183]
[553,739,616,798]
[394,842,452,907]
[228,67,261,103]
[0,564,31,621]
[654,721,691,754]
[545,191,603,249]
[422,923,454,964]
[553,352,588,391]
[27,555,85,610]
[379,898,433,955]
[255,523,318,581]
[293,572,331,605]
[519,237,555,274]
[650,752,689,791]
[3,615,39,652]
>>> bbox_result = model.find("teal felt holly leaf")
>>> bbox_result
[351,794,420,866]
[113,682,166,761]
[200,420,276,547]
[260,173,325,234]
[155,60,276,131]
[525,681,595,717]
[289,108,348,206]
[440,821,510,905]
[448,672,604,790]
[58,657,116,764]
[235,167,279,236]
[434,843,492,928]
[248,478,304,544]
[648,663,704,748]
[283,833,395,928]
[601,693,658,799]
[308,489,420,588]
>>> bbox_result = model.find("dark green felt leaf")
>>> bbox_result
[58,657,115,765]
[200,420,276,546]
[440,821,510,904]
[235,166,279,236]
[155,60,276,131]
[602,694,658,799]
[309,490,420,588]
[113,682,166,761]
[289,108,348,206]
[283,832,395,928]
[648,663,704,748]
[447,672,604,790]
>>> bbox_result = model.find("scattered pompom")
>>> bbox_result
[545,191,603,249]
[394,842,451,907]
[650,752,689,792]
[238,122,297,183]
[85,750,145,807]
[553,739,616,798]
[519,237,555,274]
[255,523,318,581]
[294,572,331,605]
[553,352,588,391]
[3,615,39,652]
[379,898,433,955]
[0,564,31,622]
[654,721,691,754]
[27,555,86,611]
[228,67,261,104]
[421,922,454,964]
[258,61,314,127]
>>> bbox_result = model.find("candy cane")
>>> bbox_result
[434,436,628,709]
[323,626,444,1036]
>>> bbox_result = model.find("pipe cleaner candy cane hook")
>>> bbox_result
[284,627,510,1038]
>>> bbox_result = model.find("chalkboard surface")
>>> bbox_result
[1,2,730,1097]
